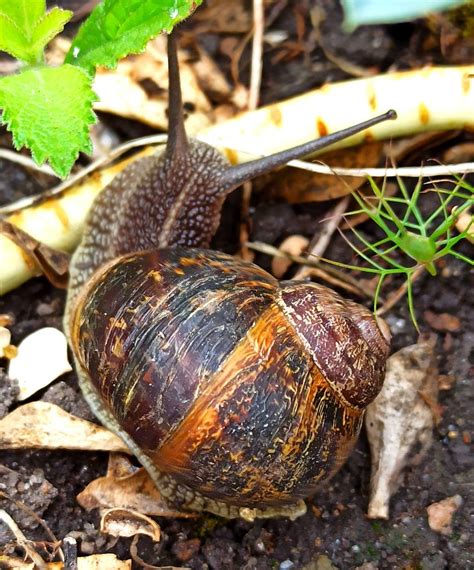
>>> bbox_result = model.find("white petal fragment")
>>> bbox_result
[365,336,439,519]
[8,327,73,400]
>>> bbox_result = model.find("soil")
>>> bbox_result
[0,1,473,569]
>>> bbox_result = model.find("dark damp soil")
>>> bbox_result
[1,1,473,568]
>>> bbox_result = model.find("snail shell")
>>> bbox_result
[70,247,389,508]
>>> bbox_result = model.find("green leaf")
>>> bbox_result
[66,0,203,72]
[0,0,72,63]
[0,65,97,177]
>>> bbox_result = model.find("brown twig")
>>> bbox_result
[0,149,58,177]
[246,240,371,297]
[293,195,351,280]
[239,0,266,261]
[0,508,47,569]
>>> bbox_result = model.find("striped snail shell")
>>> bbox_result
[70,247,389,509]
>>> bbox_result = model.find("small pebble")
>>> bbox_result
[280,560,295,570]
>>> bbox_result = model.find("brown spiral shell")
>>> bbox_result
[70,247,389,508]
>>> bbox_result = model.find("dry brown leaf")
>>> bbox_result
[272,235,310,278]
[77,453,196,518]
[365,336,439,519]
[0,326,11,358]
[0,402,129,453]
[193,0,252,33]
[427,495,463,535]
[100,508,161,541]
[8,328,72,400]
[48,37,212,135]
[0,554,132,569]
[455,209,473,244]
[94,37,212,134]
[424,310,462,332]
[263,142,384,203]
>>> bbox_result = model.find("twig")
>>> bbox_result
[246,240,371,297]
[288,159,474,178]
[249,0,265,109]
[240,0,265,261]
[0,489,59,549]
[293,195,350,280]
[0,508,47,569]
[63,536,78,570]
[0,149,58,177]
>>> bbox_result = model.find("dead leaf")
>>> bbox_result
[0,314,14,327]
[100,508,161,541]
[272,235,310,278]
[0,402,129,453]
[0,326,11,358]
[264,142,384,203]
[193,0,252,33]
[365,336,439,519]
[77,453,196,518]
[427,495,463,535]
[424,310,462,332]
[455,209,473,244]
[94,37,212,135]
[0,553,132,569]
[8,328,72,400]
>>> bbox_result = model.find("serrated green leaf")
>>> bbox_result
[0,65,97,177]
[0,0,72,63]
[66,0,203,72]
[0,14,28,61]
[30,8,73,58]
[0,0,44,36]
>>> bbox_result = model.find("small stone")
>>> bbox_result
[280,560,295,570]
[427,495,463,535]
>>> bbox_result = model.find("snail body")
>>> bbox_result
[66,32,392,519]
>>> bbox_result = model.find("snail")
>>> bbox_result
[65,32,393,520]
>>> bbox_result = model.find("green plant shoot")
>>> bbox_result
[0,0,202,177]
[325,177,473,328]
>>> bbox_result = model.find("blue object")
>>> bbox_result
[342,0,468,29]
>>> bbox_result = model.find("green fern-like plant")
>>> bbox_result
[326,176,473,327]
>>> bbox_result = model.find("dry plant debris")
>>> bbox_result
[426,494,463,535]
[0,327,12,358]
[100,508,161,542]
[7,328,72,401]
[423,310,462,332]
[0,402,128,453]
[272,235,310,278]
[0,553,132,569]
[365,336,439,519]
[77,454,195,518]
